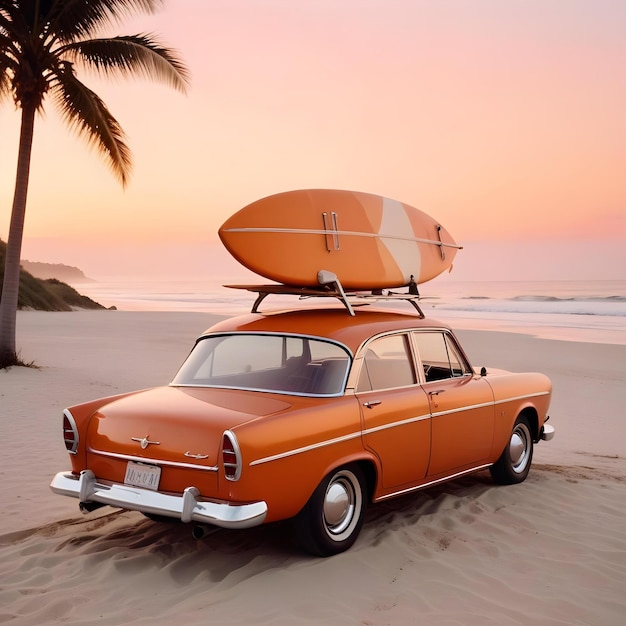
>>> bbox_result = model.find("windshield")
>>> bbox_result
[171,333,352,396]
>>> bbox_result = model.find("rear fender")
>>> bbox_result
[233,448,379,523]
[65,391,143,472]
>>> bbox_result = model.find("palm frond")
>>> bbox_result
[1,0,188,183]
[48,0,165,42]
[61,33,189,92]
[0,70,11,104]
[0,4,19,38]
[0,7,11,31]
[0,31,17,103]
[1,6,33,57]
[51,63,132,186]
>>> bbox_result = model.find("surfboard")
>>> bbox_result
[219,189,461,290]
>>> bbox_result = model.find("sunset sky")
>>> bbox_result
[1,0,624,282]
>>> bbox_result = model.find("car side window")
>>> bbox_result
[413,331,470,382]
[357,334,416,392]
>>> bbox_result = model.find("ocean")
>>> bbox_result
[74,276,626,346]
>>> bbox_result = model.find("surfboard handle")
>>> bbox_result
[436,225,445,261]
[322,212,340,252]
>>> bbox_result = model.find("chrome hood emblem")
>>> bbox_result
[131,435,161,450]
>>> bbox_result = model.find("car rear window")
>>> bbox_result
[171,333,351,396]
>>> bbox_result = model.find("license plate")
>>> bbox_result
[124,461,161,491]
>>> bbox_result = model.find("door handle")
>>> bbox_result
[428,389,446,396]
[363,401,382,409]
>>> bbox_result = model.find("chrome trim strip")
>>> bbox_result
[249,390,550,466]
[250,410,432,467]
[375,464,492,502]
[494,391,551,405]
[431,400,494,418]
[250,431,363,466]
[170,382,345,398]
[363,413,431,436]
[87,447,218,472]
[195,330,352,346]
[429,391,551,419]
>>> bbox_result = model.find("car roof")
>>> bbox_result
[202,306,454,354]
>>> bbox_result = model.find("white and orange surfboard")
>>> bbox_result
[219,189,461,290]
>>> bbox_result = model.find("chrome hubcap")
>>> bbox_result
[323,474,357,536]
[509,423,531,473]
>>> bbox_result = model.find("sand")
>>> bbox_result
[1,310,625,625]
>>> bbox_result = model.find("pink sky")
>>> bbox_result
[1,0,624,281]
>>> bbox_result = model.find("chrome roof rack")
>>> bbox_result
[224,270,425,318]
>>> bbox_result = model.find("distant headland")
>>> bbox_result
[20,260,94,283]
[1,240,112,311]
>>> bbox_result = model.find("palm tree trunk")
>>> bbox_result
[0,104,36,368]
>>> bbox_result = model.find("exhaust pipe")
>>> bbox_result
[79,501,105,514]
[192,525,206,540]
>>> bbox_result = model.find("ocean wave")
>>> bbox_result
[75,278,626,320]
[510,295,626,303]
[512,295,574,302]
[438,301,626,318]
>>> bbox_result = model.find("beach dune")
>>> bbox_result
[1,310,625,625]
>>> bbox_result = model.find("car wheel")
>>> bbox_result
[295,464,367,557]
[490,414,534,485]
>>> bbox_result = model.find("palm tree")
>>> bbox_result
[0,0,189,368]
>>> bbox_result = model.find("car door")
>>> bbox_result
[412,330,495,477]
[355,332,431,490]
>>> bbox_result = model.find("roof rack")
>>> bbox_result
[224,270,425,318]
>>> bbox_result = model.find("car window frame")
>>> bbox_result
[352,330,420,393]
[170,331,354,398]
[410,329,474,383]
[349,327,475,393]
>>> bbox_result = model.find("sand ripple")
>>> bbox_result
[1,468,625,625]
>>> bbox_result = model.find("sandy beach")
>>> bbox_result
[1,310,625,625]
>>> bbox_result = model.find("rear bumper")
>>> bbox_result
[50,470,267,529]
[540,423,555,442]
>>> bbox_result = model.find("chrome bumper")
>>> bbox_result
[540,423,555,441]
[50,470,267,529]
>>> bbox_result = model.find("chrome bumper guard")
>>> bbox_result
[50,470,267,529]
[540,423,555,441]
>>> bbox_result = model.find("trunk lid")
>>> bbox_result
[86,385,291,467]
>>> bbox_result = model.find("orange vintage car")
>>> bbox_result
[51,292,554,556]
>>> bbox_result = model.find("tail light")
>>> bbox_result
[222,430,242,481]
[63,409,79,454]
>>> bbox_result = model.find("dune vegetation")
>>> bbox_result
[0,240,107,312]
